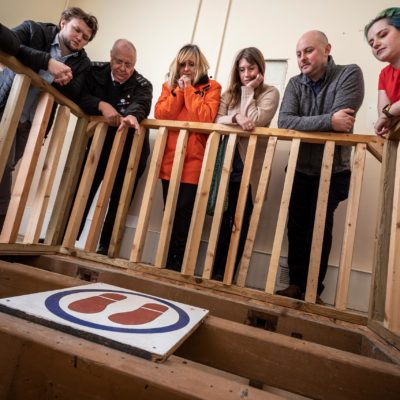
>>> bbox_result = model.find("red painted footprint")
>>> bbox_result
[68,293,127,314]
[109,303,169,325]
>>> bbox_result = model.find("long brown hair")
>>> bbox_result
[226,47,266,108]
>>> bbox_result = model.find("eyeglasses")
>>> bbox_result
[112,57,134,70]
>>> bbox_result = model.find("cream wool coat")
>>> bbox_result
[216,83,279,197]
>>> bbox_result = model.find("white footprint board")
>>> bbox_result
[0,283,209,361]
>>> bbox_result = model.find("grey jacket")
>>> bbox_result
[278,56,364,175]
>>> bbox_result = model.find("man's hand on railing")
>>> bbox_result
[48,59,73,85]
[331,108,355,132]
[98,101,121,126]
[119,115,140,131]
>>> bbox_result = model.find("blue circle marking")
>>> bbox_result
[45,288,190,334]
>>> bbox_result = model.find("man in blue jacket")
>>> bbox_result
[0,7,98,230]
[277,30,364,303]
[77,39,152,255]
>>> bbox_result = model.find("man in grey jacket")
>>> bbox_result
[277,30,364,303]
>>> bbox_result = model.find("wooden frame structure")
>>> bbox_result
[0,52,399,399]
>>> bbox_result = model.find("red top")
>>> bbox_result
[155,78,221,184]
[379,64,400,103]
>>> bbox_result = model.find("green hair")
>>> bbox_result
[364,7,400,39]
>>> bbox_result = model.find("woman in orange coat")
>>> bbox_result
[155,44,221,271]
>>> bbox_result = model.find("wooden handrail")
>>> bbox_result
[0,51,86,118]
[139,119,385,148]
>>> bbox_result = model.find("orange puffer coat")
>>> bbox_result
[155,76,221,184]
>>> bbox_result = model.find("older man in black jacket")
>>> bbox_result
[0,7,98,230]
[77,39,153,255]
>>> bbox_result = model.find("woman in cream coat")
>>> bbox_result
[212,47,279,280]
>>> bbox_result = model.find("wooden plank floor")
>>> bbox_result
[0,257,399,400]
[1,256,398,363]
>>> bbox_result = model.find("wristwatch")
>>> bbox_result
[382,103,394,118]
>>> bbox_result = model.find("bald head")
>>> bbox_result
[298,30,329,47]
[111,39,136,60]
[296,30,331,81]
[110,39,137,83]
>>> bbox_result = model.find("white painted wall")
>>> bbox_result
[2,0,396,305]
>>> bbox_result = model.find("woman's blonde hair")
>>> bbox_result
[226,47,266,108]
[167,44,210,88]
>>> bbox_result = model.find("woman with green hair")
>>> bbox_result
[365,7,400,136]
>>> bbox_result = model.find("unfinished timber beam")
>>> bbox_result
[176,316,400,400]
[45,117,89,245]
[108,127,146,258]
[181,131,220,276]
[85,126,128,252]
[1,92,54,243]
[369,140,397,323]
[0,264,398,400]
[3,256,400,365]
[0,313,279,400]
[0,74,31,182]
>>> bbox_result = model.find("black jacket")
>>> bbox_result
[0,23,20,55]
[78,62,153,122]
[9,20,90,102]
[79,62,153,185]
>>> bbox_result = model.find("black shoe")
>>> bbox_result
[166,254,182,272]
[212,273,224,281]
[96,245,108,255]
[276,284,302,300]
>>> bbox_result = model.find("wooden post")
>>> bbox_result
[130,127,167,263]
[335,144,366,310]
[62,122,107,248]
[369,140,397,322]
[45,117,89,245]
[0,74,31,182]
[384,143,400,333]
[236,137,277,287]
[84,127,128,252]
[304,141,335,303]
[202,134,237,280]
[181,132,220,276]
[23,106,70,243]
[263,138,300,293]
[108,127,146,258]
[223,135,257,285]
[155,130,188,268]
[0,92,54,243]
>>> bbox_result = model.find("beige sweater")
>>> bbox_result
[216,83,280,197]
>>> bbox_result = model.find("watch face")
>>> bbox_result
[383,104,393,117]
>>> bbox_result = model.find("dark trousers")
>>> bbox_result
[287,169,351,295]
[78,129,149,250]
[161,180,197,271]
[212,181,253,280]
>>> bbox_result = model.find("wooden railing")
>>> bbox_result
[0,52,399,340]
